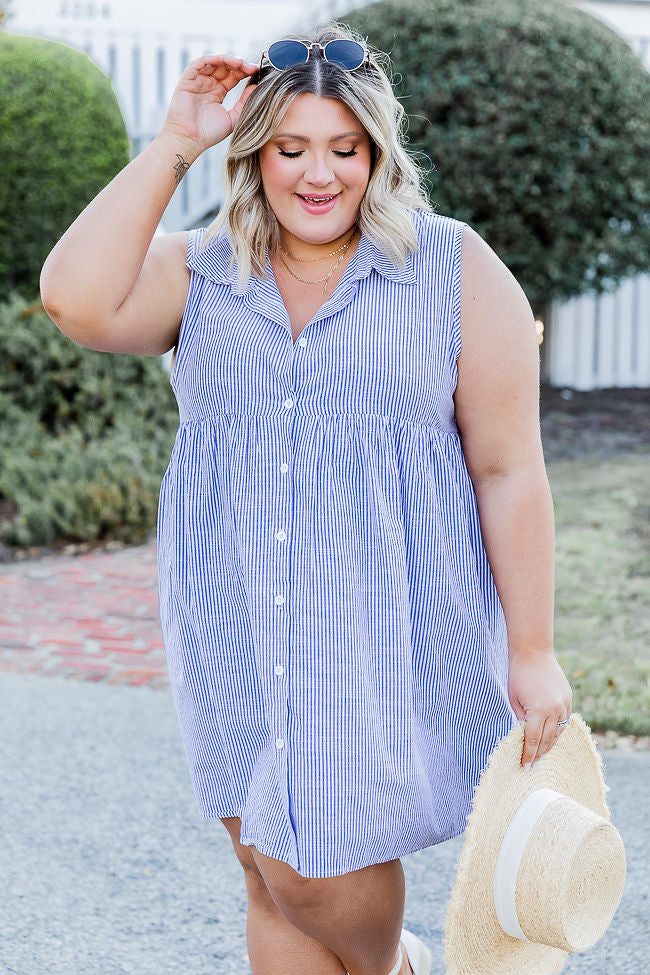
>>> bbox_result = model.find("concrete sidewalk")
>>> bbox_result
[1,670,648,975]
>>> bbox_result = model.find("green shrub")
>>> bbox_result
[0,294,178,548]
[0,33,129,301]
[343,0,650,309]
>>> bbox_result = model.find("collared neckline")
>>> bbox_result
[186,226,418,292]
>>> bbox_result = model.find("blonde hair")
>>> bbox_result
[198,22,432,292]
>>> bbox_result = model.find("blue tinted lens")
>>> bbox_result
[267,40,309,70]
[323,40,365,70]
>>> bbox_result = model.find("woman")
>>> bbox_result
[40,22,573,975]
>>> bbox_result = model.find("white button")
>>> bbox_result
[280,462,289,473]
[283,397,294,409]
[275,594,285,605]
[276,738,284,749]
[275,529,287,541]
[298,337,308,347]
[275,665,284,676]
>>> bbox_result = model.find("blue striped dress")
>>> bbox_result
[156,209,518,879]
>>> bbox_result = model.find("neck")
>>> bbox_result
[278,225,358,261]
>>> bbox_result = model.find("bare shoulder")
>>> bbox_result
[453,223,542,481]
[459,223,534,337]
[148,228,191,265]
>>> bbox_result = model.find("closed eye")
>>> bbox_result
[278,148,358,158]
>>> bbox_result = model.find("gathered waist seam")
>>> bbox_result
[176,413,459,437]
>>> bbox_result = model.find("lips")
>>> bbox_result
[295,193,339,214]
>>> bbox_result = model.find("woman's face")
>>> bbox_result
[258,92,372,246]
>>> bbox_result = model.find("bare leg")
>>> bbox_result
[220,816,412,975]
[221,816,348,975]
[244,867,348,975]
[250,847,414,975]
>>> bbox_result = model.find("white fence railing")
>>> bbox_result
[545,275,650,389]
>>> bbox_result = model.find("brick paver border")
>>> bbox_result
[0,540,168,688]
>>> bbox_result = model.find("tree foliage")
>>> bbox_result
[343,0,650,308]
[0,294,178,548]
[0,33,129,300]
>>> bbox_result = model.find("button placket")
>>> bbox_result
[273,379,294,777]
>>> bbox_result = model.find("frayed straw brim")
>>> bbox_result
[443,713,626,975]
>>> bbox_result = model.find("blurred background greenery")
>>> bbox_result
[344,0,650,314]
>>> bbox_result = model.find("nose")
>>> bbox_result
[303,154,335,187]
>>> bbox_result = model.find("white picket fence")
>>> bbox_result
[545,275,650,389]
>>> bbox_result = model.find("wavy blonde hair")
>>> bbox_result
[198,22,432,292]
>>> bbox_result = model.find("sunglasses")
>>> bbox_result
[258,39,370,74]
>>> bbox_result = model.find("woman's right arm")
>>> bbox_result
[40,54,258,356]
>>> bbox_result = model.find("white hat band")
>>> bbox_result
[493,785,626,952]
[493,788,565,941]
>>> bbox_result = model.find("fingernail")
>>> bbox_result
[532,761,540,770]
[524,762,532,771]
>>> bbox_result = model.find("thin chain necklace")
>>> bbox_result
[279,227,358,264]
[278,229,359,296]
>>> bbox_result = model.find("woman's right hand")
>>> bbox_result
[160,54,259,157]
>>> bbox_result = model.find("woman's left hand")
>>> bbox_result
[508,649,573,769]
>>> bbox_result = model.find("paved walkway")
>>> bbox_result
[0,541,167,688]
[1,669,648,975]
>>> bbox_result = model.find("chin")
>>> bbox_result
[291,219,357,242]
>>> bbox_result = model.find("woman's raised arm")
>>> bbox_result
[39,54,258,355]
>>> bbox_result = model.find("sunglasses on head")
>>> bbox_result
[258,39,370,75]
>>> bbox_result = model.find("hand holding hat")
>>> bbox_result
[443,712,627,975]
[507,648,573,769]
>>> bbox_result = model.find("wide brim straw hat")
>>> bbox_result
[443,712,626,975]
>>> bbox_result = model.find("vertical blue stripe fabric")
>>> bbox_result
[156,209,518,878]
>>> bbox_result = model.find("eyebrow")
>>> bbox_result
[272,131,364,142]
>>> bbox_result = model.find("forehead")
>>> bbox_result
[273,93,365,138]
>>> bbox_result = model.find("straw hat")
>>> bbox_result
[443,712,626,975]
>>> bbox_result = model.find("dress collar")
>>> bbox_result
[186,225,418,292]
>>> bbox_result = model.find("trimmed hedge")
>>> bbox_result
[343,0,650,309]
[0,33,130,301]
[0,294,178,548]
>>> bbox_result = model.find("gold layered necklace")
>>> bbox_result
[278,228,359,296]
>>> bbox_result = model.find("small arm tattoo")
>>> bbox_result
[173,153,190,186]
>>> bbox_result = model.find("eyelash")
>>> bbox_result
[278,149,358,158]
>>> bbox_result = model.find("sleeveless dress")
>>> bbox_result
[156,209,518,879]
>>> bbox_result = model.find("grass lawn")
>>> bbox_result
[548,449,650,736]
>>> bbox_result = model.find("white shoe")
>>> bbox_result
[400,928,432,975]
[344,927,432,975]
